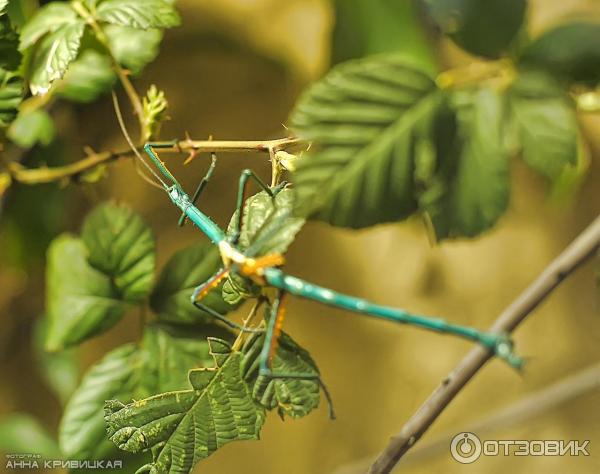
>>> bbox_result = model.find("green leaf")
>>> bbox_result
[150,242,236,324]
[60,325,227,461]
[227,188,305,256]
[141,84,168,141]
[332,0,435,71]
[28,20,86,95]
[33,317,79,405]
[425,0,527,58]
[105,338,265,473]
[19,2,78,50]
[45,234,127,351]
[424,88,510,238]
[290,55,440,228]
[81,202,155,303]
[519,21,600,85]
[56,49,116,103]
[0,15,21,70]
[7,109,56,147]
[104,24,163,74]
[0,69,23,127]
[60,344,139,460]
[0,1,8,16]
[0,414,61,459]
[509,71,578,179]
[242,331,321,419]
[96,0,181,30]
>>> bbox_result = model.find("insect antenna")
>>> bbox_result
[110,91,168,189]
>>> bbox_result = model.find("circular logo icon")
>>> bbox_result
[450,432,482,464]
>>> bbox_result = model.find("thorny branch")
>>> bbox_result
[368,214,600,474]
[5,137,301,185]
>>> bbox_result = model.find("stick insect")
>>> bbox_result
[140,140,522,414]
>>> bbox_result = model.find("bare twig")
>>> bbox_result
[368,214,600,474]
[6,137,301,185]
[334,361,600,474]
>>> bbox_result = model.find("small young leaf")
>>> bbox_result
[29,21,86,95]
[227,188,305,257]
[519,21,600,85]
[424,0,527,58]
[242,331,321,419]
[509,71,578,179]
[45,234,127,351]
[141,84,168,141]
[105,339,265,473]
[19,2,78,50]
[0,414,61,459]
[56,49,116,103]
[104,24,163,74]
[81,202,155,303]
[96,0,181,30]
[290,55,440,228]
[7,109,56,148]
[150,242,236,324]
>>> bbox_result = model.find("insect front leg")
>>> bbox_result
[191,268,263,334]
[179,152,218,226]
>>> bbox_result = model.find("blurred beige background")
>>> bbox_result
[1,0,599,473]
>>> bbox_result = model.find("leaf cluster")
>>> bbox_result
[291,0,597,239]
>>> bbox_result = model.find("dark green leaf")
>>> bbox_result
[227,188,305,257]
[332,0,435,70]
[7,109,55,147]
[290,55,440,228]
[56,49,116,103]
[509,71,578,179]
[242,331,321,419]
[424,88,510,238]
[519,21,600,85]
[45,234,127,351]
[104,24,163,74]
[19,2,78,50]
[0,15,21,70]
[96,0,180,30]
[425,0,527,58]
[81,202,155,303]
[105,338,265,473]
[33,317,79,405]
[150,242,236,324]
[29,20,86,95]
[0,69,23,127]
[0,414,61,459]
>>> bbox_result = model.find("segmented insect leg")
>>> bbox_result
[258,291,336,419]
[191,268,263,333]
[231,169,274,245]
[179,152,218,226]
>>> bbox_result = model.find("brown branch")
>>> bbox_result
[368,214,600,474]
[7,137,301,185]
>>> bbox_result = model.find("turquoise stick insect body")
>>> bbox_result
[143,142,521,414]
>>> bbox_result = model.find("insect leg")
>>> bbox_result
[258,291,336,419]
[179,152,218,226]
[191,268,263,334]
[231,169,274,245]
